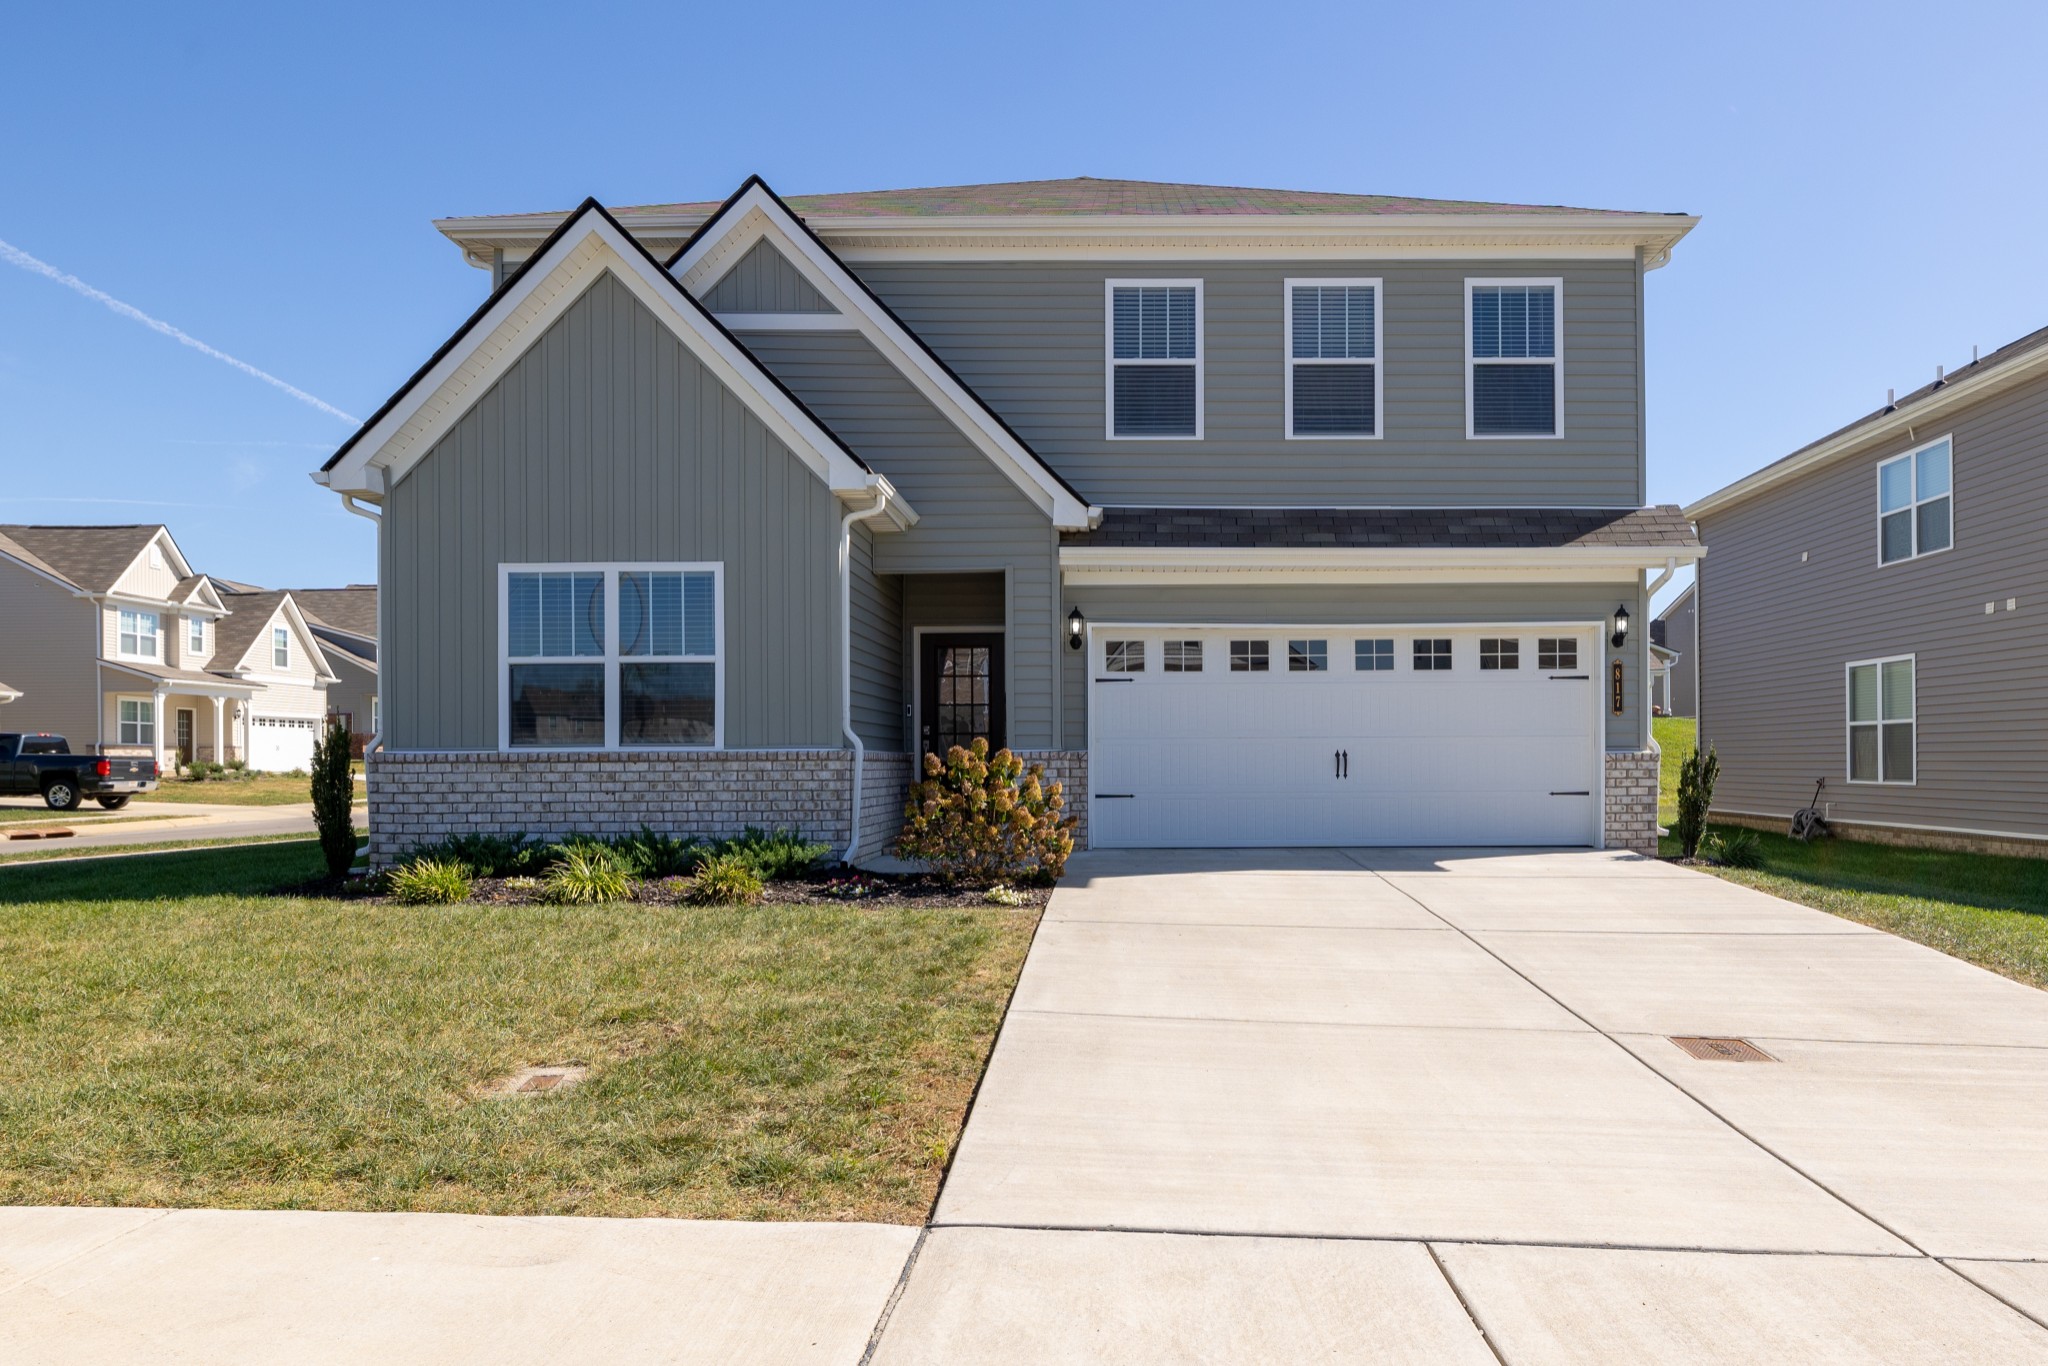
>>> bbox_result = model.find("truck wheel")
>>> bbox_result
[44,779,82,812]
[96,795,132,810]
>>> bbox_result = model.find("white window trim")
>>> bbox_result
[188,616,205,655]
[1845,653,1916,786]
[1104,278,1205,441]
[116,695,156,746]
[495,562,726,752]
[1464,277,1564,441]
[1283,278,1384,440]
[271,626,291,671]
[117,608,161,661]
[1875,434,1956,568]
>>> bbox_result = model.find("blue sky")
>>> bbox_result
[4,1,2043,609]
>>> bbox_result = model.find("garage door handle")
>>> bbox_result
[1095,677,1135,684]
[1096,793,1135,799]
[1550,675,1590,681]
[1549,790,1590,796]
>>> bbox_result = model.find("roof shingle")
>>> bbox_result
[0,524,165,592]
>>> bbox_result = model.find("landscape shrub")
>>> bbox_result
[402,832,547,879]
[541,848,635,905]
[1708,827,1763,869]
[683,852,765,906]
[606,827,708,879]
[223,758,247,772]
[721,827,829,881]
[310,719,357,877]
[895,739,1075,886]
[388,858,472,905]
[1674,743,1721,860]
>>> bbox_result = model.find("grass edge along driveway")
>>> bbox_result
[1655,716,2048,989]
[0,841,1038,1222]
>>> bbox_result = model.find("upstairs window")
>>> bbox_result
[1108,281,1202,438]
[1286,280,1380,438]
[1468,280,1561,437]
[188,616,205,654]
[118,609,159,659]
[1878,437,1953,564]
[272,626,291,670]
[1847,656,1914,784]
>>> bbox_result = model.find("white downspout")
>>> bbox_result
[839,487,896,866]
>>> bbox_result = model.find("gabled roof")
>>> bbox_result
[669,177,1095,528]
[0,524,176,593]
[207,591,339,683]
[285,586,376,641]
[1687,322,2048,520]
[316,199,910,529]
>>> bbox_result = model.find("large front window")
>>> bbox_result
[1847,656,1914,784]
[502,565,721,749]
[1467,280,1561,437]
[1107,281,1202,438]
[118,697,154,746]
[118,609,159,659]
[1878,437,1953,564]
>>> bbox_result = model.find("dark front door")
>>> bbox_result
[919,633,1005,758]
[175,709,195,765]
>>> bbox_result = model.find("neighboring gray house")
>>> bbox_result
[315,177,1701,862]
[1687,324,2048,855]
[1650,582,1695,716]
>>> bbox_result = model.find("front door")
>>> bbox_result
[919,633,1005,759]
[176,708,195,765]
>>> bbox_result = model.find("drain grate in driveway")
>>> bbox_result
[1670,1036,1774,1062]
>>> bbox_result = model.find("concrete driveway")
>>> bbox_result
[874,847,2048,1363]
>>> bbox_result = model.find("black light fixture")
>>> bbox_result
[1610,604,1631,650]
[1067,606,1086,651]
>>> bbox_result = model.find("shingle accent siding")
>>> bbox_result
[1065,505,1698,550]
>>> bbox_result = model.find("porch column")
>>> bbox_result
[151,686,169,770]
[211,696,225,764]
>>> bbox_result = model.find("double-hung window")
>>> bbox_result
[271,627,291,670]
[1467,279,1561,437]
[502,564,722,750]
[1285,280,1381,437]
[188,616,205,656]
[1847,656,1914,783]
[1878,437,1953,564]
[1107,281,1202,438]
[118,697,154,746]
[118,609,159,659]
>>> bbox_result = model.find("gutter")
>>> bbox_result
[838,482,899,866]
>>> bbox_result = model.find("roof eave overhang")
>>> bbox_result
[1059,544,1702,586]
[1686,343,2048,520]
[97,661,259,697]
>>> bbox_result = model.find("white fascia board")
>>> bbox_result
[1685,343,2048,520]
[671,188,1094,529]
[1059,544,1700,587]
[323,211,881,507]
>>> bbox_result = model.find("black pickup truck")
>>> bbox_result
[0,734,159,810]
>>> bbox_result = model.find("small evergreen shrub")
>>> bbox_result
[223,758,247,772]
[1708,827,1763,869]
[608,827,708,878]
[1673,743,1721,860]
[896,739,1075,886]
[721,827,829,881]
[684,852,765,906]
[541,848,635,905]
[310,719,357,877]
[401,832,547,879]
[389,858,472,905]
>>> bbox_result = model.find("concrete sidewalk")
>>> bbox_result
[871,847,2048,1363]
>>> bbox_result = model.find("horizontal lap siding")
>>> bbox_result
[1698,370,2048,837]
[851,259,1642,507]
[0,564,97,745]
[385,271,841,751]
[1061,582,1644,751]
[735,330,1060,748]
[701,239,838,314]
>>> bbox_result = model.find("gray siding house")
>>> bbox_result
[316,177,1700,862]
[1651,583,1696,716]
[1687,325,2048,854]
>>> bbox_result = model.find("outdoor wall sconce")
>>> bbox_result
[1067,607,1086,651]
[1610,604,1631,650]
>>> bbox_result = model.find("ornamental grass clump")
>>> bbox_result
[721,827,830,881]
[895,738,1075,886]
[1708,827,1763,869]
[388,858,473,905]
[683,852,765,906]
[541,847,635,905]
[1673,743,1721,860]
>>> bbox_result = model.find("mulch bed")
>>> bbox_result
[299,868,1055,910]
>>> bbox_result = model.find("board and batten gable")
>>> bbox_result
[381,270,844,751]
[733,328,1061,749]
[849,257,1645,508]
[1696,365,2048,841]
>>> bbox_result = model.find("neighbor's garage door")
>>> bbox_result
[247,716,319,772]
[1089,627,1601,848]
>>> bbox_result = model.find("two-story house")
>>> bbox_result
[1685,324,2048,856]
[0,524,338,770]
[314,177,1700,863]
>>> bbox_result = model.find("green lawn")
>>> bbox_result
[0,841,1037,1221]
[134,772,338,806]
[1654,715,1695,827]
[1655,720,2048,988]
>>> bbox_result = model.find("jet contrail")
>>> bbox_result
[0,237,359,425]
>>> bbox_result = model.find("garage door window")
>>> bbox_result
[1230,640,1270,672]
[1104,641,1145,673]
[1162,640,1202,672]
[1288,640,1328,672]
[1538,638,1579,670]
[1414,638,1453,671]
[1354,638,1394,671]
[1480,638,1520,670]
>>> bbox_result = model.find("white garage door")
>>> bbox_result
[1089,626,1601,848]
[248,716,319,772]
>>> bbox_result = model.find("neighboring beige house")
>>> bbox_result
[0,524,337,770]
